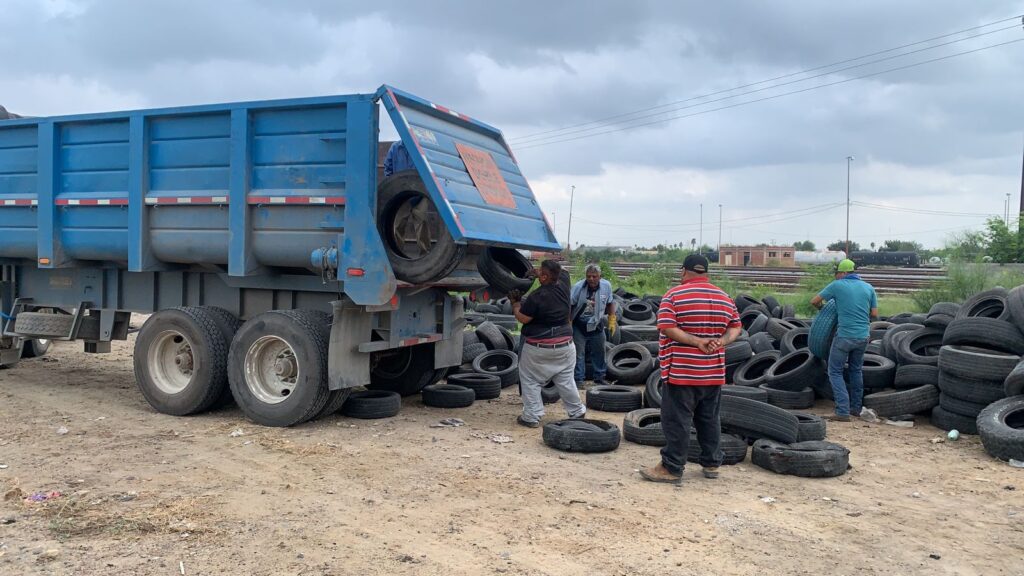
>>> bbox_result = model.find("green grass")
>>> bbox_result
[910,263,1024,312]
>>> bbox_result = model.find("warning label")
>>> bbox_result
[455,143,516,209]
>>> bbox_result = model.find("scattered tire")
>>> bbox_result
[747,313,769,336]
[780,328,810,356]
[541,381,560,404]
[894,364,939,389]
[930,405,978,435]
[881,323,923,364]
[942,317,1024,355]
[622,300,656,322]
[475,304,501,314]
[764,349,819,392]
[762,296,781,312]
[924,314,953,330]
[748,332,774,354]
[377,170,464,284]
[937,345,1019,382]
[446,372,502,400]
[808,300,837,359]
[20,339,51,359]
[471,349,519,388]
[861,354,896,389]
[732,351,780,387]
[1006,361,1024,397]
[723,340,753,365]
[937,371,1006,405]
[929,302,960,318]
[938,393,988,418]
[977,396,1024,462]
[896,327,944,366]
[781,304,796,318]
[368,344,443,396]
[735,294,763,312]
[542,419,621,453]
[720,395,800,444]
[758,384,815,409]
[341,390,402,419]
[421,384,475,408]
[619,325,659,343]
[687,432,749,465]
[475,321,507,351]
[606,343,654,385]
[622,408,665,446]
[477,247,535,294]
[1007,285,1024,333]
[794,413,827,441]
[722,384,769,402]
[766,318,798,340]
[862,385,939,417]
[462,342,488,364]
[954,288,1010,322]
[585,385,643,412]
[751,439,850,478]
[643,368,664,408]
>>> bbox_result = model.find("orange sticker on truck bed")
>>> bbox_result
[455,142,516,209]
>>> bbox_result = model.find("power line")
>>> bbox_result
[516,37,1024,150]
[573,201,843,229]
[852,200,1001,217]
[510,15,1024,144]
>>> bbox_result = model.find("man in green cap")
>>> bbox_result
[810,259,878,421]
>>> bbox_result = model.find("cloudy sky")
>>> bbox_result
[3,0,1023,249]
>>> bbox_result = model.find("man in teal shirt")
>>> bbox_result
[811,259,878,421]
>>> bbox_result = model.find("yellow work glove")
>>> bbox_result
[607,314,617,335]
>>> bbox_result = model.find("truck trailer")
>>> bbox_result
[0,85,559,426]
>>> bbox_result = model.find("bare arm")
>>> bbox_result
[870,307,879,322]
[810,294,824,309]
[512,302,533,325]
[661,326,714,353]
[717,325,742,347]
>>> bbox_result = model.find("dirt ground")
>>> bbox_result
[1,334,1022,576]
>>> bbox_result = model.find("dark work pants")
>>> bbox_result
[660,384,723,475]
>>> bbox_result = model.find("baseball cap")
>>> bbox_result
[836,259,855,273]
[683,253,709,273]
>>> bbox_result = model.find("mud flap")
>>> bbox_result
[328,297,372,390]
[434,295,464,369]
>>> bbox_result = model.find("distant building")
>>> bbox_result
[718,245,796,267]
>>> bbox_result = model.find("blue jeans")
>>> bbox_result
[827,336,869,416]
[572,324,606,383]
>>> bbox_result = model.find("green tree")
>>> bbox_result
[944,230,987,262]
[985,217,1019,263]
[827,240,860,253]
[793,240,815,251]
[880,239,924,253]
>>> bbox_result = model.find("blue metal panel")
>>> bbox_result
[36,122,61,266]
[0,125,38,204]
[249,107,347,200]
[128,115,156,271]
[379,85,560,251]
[228,109,254,276]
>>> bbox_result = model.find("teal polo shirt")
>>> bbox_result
[818,275,877,339]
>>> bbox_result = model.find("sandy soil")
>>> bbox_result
[1,335,1022,576]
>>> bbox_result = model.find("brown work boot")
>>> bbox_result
[639,463,682,485]
[702,467,720,479]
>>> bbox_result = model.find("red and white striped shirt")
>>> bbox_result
[657,278,740,386]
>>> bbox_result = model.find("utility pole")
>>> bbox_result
[1019,134,1024,218]
[566,185,575,251]
[1006,193,1011,225]
[552,212,557,234]
[699,203,703,255]
[718,204,723,260]
[846,156,855,255]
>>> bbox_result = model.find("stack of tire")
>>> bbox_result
[463,297,518,331]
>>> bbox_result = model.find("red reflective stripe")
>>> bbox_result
[346,268,365,277]
[246,196,346,205]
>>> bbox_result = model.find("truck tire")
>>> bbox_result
[20,339,51,359]
[862,385,939,417]
[14,312,75,338]
[471,350,519,388]
[623,408,665,446]
[794,413,827,441]
[977,396,1024,462]
[585,385,643,412]
[228,310,331,427]
[377,170,465,284]
[542,419,621,453]
[938,345,1019,382]
[476,247,535,294]
[808,300,837,359]
[720,395,799,444]
[446,373,502,400]
[340,390,402,419]
[606,343,653,385]
[134,307,231,417]
[421,384,475,408]
[751,439,850,478]
[368,344,442,396]
[643,368,664,408]
[930,405,978,435]
[942,318,1024,355]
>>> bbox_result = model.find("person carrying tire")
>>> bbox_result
[811,258,878,422]
[510,260,587,428]
[641,254,741,485]
[570,263,616,387]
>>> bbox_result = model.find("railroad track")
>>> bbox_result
[563,262,942,294]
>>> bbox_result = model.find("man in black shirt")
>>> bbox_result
[510,260,587,428]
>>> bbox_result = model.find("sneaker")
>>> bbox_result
[639,463,682,485]
[702,467,720,479]
[569,412,587,420]
[516,415,540,429]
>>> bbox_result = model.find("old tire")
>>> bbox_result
[938,393,988,418]
[863,385,939,417]
[732,351,780,387]
[861,354,896,389]
[763,350,819,392]
[937,371,1006,405]
[938,345,1019,382]
[340,390,402,419]
[780,328,810,356]
[720,395,800,444]
[446,372,502,400]
[808,300,837,359]
[751,439,850,478]
[228,310,331,427]
[723,340,753,365]
[897,327,944,366]
[930,405,978,435]
[477,247,535,294]
[977,396,1024,462]
[471,349,519,388]
[421,384,475,408]
[541,381,560,404]
[954,288,1010,321]
[542,419,621,453]
[881,323,923,364]
[895,364,939,389]
[1006,361,1024,397]
[942,317,1024,355]
[722,384,768,402]
[643,368,664,408]
[794,413,827,441]
[748,332,774,354]
[758,384,815,409]
[368,345,443,396]
[585,385,643,412]
[606,343,653,385]
[14,312,75,338]
[686,432,748,465]
[623,408,665,446]
[134,307,230,417]
[462,342,489,364]
[20,339,51,359]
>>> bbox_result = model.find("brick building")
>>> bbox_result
[718,245,796,267]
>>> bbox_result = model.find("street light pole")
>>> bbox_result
[699,203,703,255]
[718,204,723,260]
[845,157,853,253]
[566,185,575,251]
[1006,193,1011,224]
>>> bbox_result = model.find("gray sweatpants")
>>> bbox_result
[519,342,586,423]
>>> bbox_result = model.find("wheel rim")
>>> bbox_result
[384,193,439,261]
[244,336,300,404]
[147,330,196,394]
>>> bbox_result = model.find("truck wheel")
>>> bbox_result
[197,306,243,409]
[228,310,331,427]
[476,247,535,294]
[133,307,229,416]
[367,344,441,396]
[21,339,51,358]
[377,170,465,284]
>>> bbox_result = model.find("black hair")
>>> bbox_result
[540,259,561,276]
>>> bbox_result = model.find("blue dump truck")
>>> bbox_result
[0,85,559,426]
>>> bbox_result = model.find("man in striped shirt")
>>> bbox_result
[641,254,741,485]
